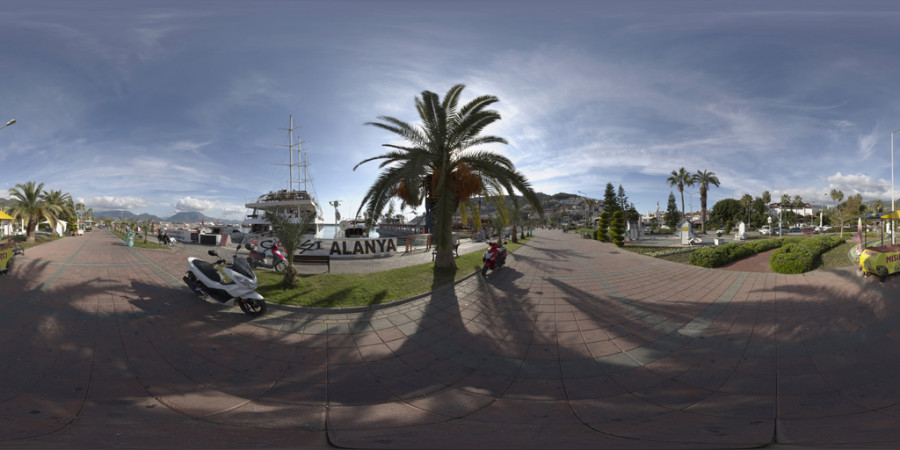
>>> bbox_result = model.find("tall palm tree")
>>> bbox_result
[830,189,843,209]
[355,84,543,269]
[793,195,804,224]
[666,167,694,220]
[694,169,720,233]
[740,193,753,225]
[7,181,63,242]
[41,189,74,236]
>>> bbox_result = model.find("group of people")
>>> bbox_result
[156,229,172,246]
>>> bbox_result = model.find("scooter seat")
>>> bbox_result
[192,260,222,283]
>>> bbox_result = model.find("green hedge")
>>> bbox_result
[769,244,816,274]
[689,235,845,271]
[769,235,844,274]
[688,237,800,268]
[689,242,760,268]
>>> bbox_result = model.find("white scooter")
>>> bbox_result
[182,248,267,316]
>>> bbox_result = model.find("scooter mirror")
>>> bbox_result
[208,250,219,257]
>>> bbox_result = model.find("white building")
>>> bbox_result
[768,203,819,217]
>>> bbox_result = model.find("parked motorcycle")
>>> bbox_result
[481,240,508,276]
[244,242,287,273]
[182,248,267,316]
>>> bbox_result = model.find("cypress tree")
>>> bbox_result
[610,210,626,247]
[597,211,610,242]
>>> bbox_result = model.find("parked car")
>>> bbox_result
[801,228,818,234]
[789,227,802,233]
[818,225,832,232]
[759,226,771,235]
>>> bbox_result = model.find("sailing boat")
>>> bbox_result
[243,115,323,239]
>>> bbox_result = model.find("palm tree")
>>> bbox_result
[41,190,74,236]
[355,84,543,269]
[793,195,804,224]
[666,167,694,220]
[740,193,753,225]
[830,189,843,210]
[694,169,720,233]
[7,181,63,242]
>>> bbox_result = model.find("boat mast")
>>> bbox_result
[275,115,298,190]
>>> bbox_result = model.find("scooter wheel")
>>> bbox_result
[274,260,287,273]
[481,264,489,277]
[239,298,267,316]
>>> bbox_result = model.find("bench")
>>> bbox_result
[432,242,460,261]
[294,254,331,273]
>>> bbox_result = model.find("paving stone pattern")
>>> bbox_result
[1,229,900,448]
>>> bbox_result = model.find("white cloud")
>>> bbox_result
[174,196,216,212]
[84,195,148,210]
[220,205,246,219]
[826,172,891,200]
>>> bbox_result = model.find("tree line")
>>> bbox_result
[3,181,92,242]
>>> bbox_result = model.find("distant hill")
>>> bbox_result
[93,210,223,223]
[166,211,222,224]
[93,210,139,220]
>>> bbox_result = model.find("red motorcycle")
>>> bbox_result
[481,240,508,276]
[243,241,288,273]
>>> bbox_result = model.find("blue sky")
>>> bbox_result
[3,1,900,222]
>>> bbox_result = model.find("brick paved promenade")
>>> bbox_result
[2,229,900,448]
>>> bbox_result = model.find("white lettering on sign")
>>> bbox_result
[329,238,397,256]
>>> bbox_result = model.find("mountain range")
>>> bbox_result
[92,210,230,224]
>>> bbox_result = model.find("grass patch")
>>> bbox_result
[7,234,64,250]
[622,245,697,264]
[109,229,171,250]
[258,237,531,308]
[818,240,857,271]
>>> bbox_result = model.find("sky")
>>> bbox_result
[3,1,900,223]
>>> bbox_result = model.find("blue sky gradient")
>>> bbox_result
[3,1,900,222]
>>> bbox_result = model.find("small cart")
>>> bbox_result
[0,238,23,275]
[857,210,900,282]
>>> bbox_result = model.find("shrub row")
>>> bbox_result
[688,237,799,268]
[769,236,845,274]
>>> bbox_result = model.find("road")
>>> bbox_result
[2,229,899,448]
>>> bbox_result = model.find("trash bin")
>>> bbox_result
[126,232,134,247]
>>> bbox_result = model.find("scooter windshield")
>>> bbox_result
[232,257,256,279]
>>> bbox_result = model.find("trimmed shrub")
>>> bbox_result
[746,238,783,253]
[597,212,610,242]
[689,243,747,268]
[688,235,844,271]
[770,243,816,274]
[769,235,845,274]
[610,211,626,247]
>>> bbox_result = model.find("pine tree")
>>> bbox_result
[602,183,618,213]
[664,192,680,230]
[617,185,628,212]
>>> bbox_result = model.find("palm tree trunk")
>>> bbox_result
[432,194,459,270]
[26,219,36,243]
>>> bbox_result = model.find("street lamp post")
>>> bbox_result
[893,127,900,244]
[0,119,15,131]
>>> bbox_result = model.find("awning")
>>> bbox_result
[880,210,900,220]
[0,211,13,220]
